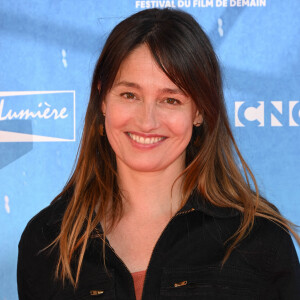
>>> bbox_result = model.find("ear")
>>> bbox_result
[101,101,106,116]
[193,111,203,127]
[98,83,106,116]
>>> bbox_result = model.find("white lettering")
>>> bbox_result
[216,0,222,7]
[181,0,190,7]
[192,0,212,7]
[0,99,68,121]
[289,101,300,127]
[207,0,213,7]
[244,102,264,126]
[4,195,10,214]
[165,1,171,8]
[270,101,283,126]
[138,0,265,8]
[235,101,299,127]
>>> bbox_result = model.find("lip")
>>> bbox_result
[127,131,166,138]
[125,131,167,149]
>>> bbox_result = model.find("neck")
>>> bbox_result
[116,161,185,220]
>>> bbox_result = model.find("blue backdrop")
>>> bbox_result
[0,1,299,299]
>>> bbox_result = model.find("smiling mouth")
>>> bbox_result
[127,132,166,145]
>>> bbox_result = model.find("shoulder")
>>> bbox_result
[235,215,297,254]
[190,191,298,258]
[18,194,69,255]
[252,217,300,296]
[251,216,297,253]
[17,196,69,298]
[235,216,299,273]
[258,217,299,263]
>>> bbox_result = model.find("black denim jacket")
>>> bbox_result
[18,192,300,299]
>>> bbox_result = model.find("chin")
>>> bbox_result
[128,164,162,173]
[124,159,168,173]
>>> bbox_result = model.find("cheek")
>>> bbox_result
[105,102,131,131]
[104,111,127,155]
[165,111,194,138]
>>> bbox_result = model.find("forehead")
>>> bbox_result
[113,44,179,90]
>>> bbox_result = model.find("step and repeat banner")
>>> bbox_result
[0,1,299,298]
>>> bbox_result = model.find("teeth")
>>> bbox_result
[128,133,165,144]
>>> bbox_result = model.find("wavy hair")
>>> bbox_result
[50,8,299,286]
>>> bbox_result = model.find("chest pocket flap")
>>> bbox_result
[52,270,116,300]
[160,264,266,299]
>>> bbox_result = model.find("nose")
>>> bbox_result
[137,101,159,132]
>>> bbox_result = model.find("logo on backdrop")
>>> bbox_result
[135,0,267,9]
[0,91,76,142]
[235,101,300,127]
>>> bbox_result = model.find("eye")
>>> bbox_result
[121,92,136,100]
[165,98,180,105]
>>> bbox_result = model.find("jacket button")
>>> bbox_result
[90,290,104,296]
[174,280,187,287]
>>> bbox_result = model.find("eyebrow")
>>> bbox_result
[113,80,187,96]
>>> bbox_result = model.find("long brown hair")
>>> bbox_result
[51,8,299,286]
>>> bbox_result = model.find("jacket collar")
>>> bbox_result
[177,190,240,218]
[46,190,239,227]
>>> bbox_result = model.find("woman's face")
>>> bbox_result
[102,44,202,173]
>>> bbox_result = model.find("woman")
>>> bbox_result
[18,8,299,299]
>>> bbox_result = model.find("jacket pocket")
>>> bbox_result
[160,264,263,299]
[52,270,116,300]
